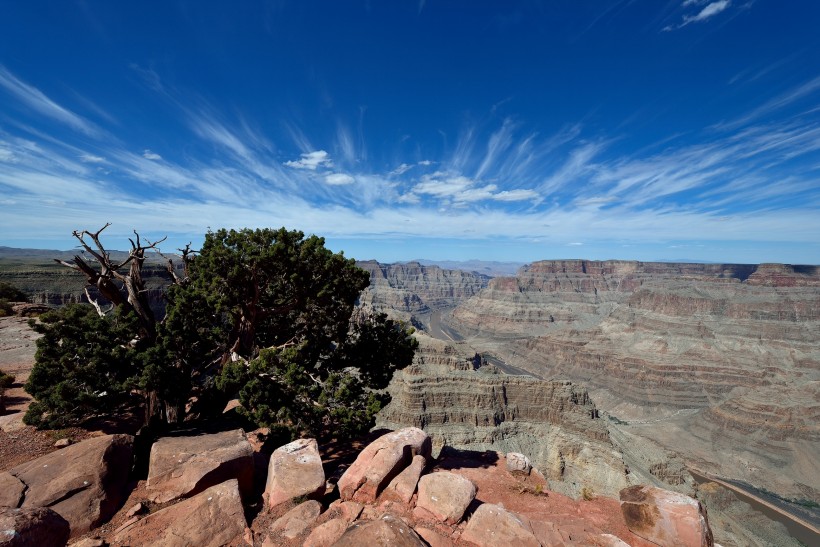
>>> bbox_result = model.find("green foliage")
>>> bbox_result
[0,299,13,317]
[0,282,28,302]
[23,304,144,428]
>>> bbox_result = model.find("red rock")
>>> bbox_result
[596,533,632,546]
[337,427,431,503]
[620,485,714,547]
[0,472,25,508]
[269,499,322,540]
[303,517,347,547]
[505,452,532,475]
[333,513,426,546]
[10,434,133,538]
[383,454,426,503]
[336,500,364,522]
[125,502,145,518]
[264,438,325,509]
[146,428,254,503]
[415,471,476,525]
[0,506,70,547]
[113,479,248,547]
[460,503,540,547]
[415,526,455,547]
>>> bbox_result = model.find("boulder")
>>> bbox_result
[333,513,426,546]
[460,503,540,547]
[383,454,426,503]
[9,434,133,538]
[268,499,322,540]
[264,438,325,509]
[0,506,70,547]
[0,473,25,508]
[303,517,347,547]
[337,427,431,503]
[146,428,254,503]
[597,533,632,546]
[505,452,532,475]
[620,485,714,547]
[113,479,248,547]
[415,471,476,525]
[415,526,455,547]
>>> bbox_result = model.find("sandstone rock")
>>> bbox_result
[383,454,426,503]
[264,438,325,509]
[303,517,347,547]
[332,500,364,523]
[53,438,72,448]
[596,533,632,546]
[414,526,454,547]
[333,513,426,546]
[0,506,70,547]
[9,434,133,538]
[70,539,106,547]
[113,479,248,547]
[506,452,532,475]
[125,502,145,518]
[269,499,322,540]
[460,503,540,547]
[415,471,476,525]
[0,473,25,508]
[620,485,713,547]
[337,427,431,503]
[146,428,253,503]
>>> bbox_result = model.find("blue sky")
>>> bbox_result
[1,1,819,264]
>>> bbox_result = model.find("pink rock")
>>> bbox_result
[505,452,532,475]
[415,526,455,547]
[269,499,322,540]
[460,503,540,547]
[303,517,348,547]
[0,472,25,508]
[383,454,426,503]
[0,506,70,547]
[333,513,426,546]
[10,434,133,538]
[114,479,248,547]
[597,533,632,546]
[147,428,254,504]
[415,471,476,525]
[620,485,714,547]
[337,427,431,503]
[264,438,325,509]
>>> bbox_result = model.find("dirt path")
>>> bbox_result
[0,315,39,431]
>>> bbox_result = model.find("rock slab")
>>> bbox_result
[338,427,431,503]
[9,434,133,538]
[268,499,322,540]
[415,471,476,525]
[384,454,426,503]
[460,503,540,547]
[620,485,714,547]
[0,473,25,508]
[333,513,427,547]
[264,438,325,509]
[114,479,248,547]
[0,506,70,547]
[147,428,254,503]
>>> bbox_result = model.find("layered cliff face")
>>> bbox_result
[377,333,699,500]
[445,260,820,502]
[355,261,490,325]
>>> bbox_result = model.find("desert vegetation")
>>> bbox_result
[22,225,417,441]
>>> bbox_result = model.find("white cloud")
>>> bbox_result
[493,189,540,202]
[284,150,332,170]
[665,0,732,30]
[0,65,101,137]
[325,172,355,185]
[142,149,162,160]
[567,242,584,246]
[418,160,433,166]
[390,163,412,176]
[80,153,105,163]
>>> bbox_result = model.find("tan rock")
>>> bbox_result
[505,452,532,475]
[415,471,476,525]
[383,454,426,503]
[415,526,455,547]
[337,427,431,503]
[0,506,70,547]
[303,517,347,547]
[113,479,248,547]
[70,539,106,547]
[595,533,632,546]
[336,500,364,523]
[124,502,145,518]
[0,472,25,508]
[264,438,325,509]
[333,513,426,546]
[620,485,714,547]
[53,438,72,448]
[268,499,322,540]
[146,428,254,503]
[10,434,133,538]
[460,503,540,547]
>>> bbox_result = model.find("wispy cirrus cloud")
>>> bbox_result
[0,65,102,137]
[284,150,333,170]
[664,0,734,31]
